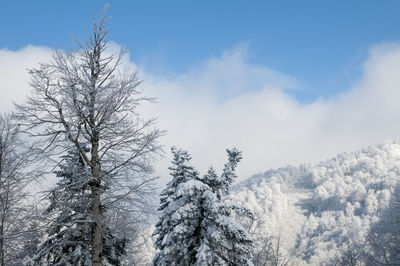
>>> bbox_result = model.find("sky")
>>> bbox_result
[1,1,400,185]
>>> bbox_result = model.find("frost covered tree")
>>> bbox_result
[196,149,253,266]
[15,10,162,265]
[153,148,253,266]
[246,215,293,266]
[15,219,42,265]
[153,147,207,266]
[250,230,292,266]
[202,167,220,197]
[0,113,38,266]
[365,183,400,265]
[33,149,125,265]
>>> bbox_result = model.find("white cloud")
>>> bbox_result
[0,46,52,113]
[2,43,400,187]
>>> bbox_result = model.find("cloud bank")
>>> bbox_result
[2,43,400,186]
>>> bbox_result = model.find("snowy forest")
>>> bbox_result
[2,10,400,266]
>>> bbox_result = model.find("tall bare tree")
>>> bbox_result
[15,11,163,265]
[0,113,38,266]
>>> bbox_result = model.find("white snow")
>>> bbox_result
[231,140,400,265]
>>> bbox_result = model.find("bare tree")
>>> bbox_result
[247,217,293,266]
[0,113,38,266]
[15,10,163,266]
[330,244,366,266]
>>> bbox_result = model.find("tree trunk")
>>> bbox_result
[91,182,102,266]
[91,138,102,266]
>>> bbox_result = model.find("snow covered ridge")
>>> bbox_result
[232,141,400,265]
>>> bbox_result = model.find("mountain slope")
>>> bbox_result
[232,141,400,265]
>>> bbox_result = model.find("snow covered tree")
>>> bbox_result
[220,148,243,195]
[15,9,163,265]
[365,183,400,265]
[202,167,220,197]
[153,147,208,266]
[153,148,253,266]
[34,149,92,265]
[0,113,38,266]
[249,228,293,266]
[196,190,254,266]
[15,219,42,265]
[33,149,126,265]
[196,149,253,266]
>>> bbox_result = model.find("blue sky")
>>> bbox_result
[2,1,400,103]
[2,1,400,181]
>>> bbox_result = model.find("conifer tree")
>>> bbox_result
[220,148,242,194]
[154,148,253,266]
[196,149,253,266]
[34,149,126,265]
[153,147,207,266]
[16,220,41,265]
[202,167,220,197]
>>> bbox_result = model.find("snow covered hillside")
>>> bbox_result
[143,141,400,265]
[232,141,400,265]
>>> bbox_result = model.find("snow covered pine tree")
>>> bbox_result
[196,149,253,266]
[15,9,162,266]
[153,148,253,266]
[33,149,125,265]
[153,147,208,265]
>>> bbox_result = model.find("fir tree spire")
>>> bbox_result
[221,148,243,194]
